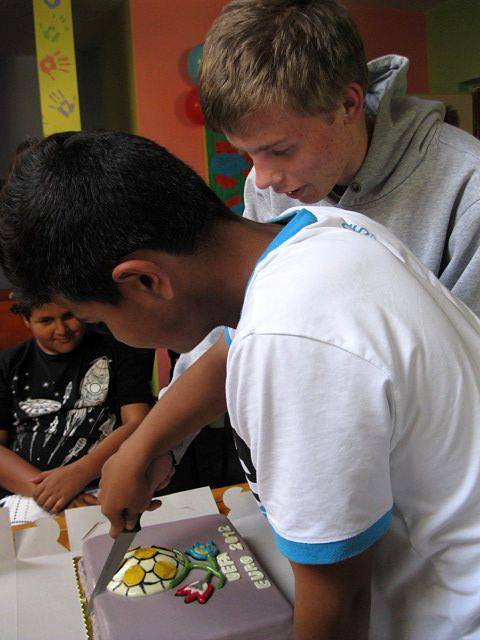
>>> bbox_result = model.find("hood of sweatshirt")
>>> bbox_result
[344,55,446,205]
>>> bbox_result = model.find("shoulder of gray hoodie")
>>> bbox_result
[244,55,480,316]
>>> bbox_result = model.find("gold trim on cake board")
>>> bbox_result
[73,557,94,640]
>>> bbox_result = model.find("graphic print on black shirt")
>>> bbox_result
[10,347,115,470]
[0,332,154,485]
[232,428,260,504]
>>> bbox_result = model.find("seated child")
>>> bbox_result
[0,297,159,524]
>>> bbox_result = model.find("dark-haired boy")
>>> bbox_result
[0,297,171,523]
[2,130,480,639]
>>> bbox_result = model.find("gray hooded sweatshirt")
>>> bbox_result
[170,55,480,463]
[244,55,480,316]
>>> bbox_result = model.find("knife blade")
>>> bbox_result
[86,518,141,617]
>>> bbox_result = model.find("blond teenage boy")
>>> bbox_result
[200,0,480,313]
[166,0,480,495]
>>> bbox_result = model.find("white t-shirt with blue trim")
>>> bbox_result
[225,206,480,639]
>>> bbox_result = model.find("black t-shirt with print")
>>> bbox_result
[0,331,154,496]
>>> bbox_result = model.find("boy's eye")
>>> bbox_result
[270,147,291,157]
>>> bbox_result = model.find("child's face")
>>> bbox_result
[227,104,359,204]
[24,303,85,355]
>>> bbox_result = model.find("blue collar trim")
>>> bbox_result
[255,208,317,266]
[224,208,317,348]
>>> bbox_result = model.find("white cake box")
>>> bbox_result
[0,487,294,640]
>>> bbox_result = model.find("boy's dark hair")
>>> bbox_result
[0,131,237,305]
[200,0,368,133]
[9,290,38,318]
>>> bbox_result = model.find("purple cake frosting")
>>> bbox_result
[79,513,293,640]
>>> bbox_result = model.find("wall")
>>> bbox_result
[427,0,480,93]
[130,1,430,178]
[0,300,31,350]
[76,48,104,130]
[346,3,429,94]
[0,55,43,290]
[0,56,42,181]
[130,0,227,179]
[99,0,137,133]
[74,1,136,132]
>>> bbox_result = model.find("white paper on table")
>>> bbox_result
[223,486,295,604]
[0,508,17,640]
[3,513,85,640]
[15,516,65,560]
[0,487,220,640]
[16,552,85,640]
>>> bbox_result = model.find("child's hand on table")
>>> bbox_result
[31,461,93,514]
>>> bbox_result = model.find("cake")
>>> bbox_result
[77,513,293,640]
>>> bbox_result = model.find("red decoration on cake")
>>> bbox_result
[175,580,214,604]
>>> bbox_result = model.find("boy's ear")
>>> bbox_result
[112,260,174,301]
[341,82,365,123]
[22,315,31,329]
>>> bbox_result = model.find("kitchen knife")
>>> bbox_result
[86,518,141,617]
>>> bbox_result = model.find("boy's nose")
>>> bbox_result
[254,164,283,191]
[54,320,68,335]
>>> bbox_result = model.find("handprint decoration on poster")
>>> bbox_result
[33,0,81,135]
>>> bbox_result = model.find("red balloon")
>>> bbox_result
[185,88,205,126]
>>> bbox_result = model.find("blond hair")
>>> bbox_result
[200,0,368,133]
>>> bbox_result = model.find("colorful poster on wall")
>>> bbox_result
[204,128,252,215]
[33,0,81,136]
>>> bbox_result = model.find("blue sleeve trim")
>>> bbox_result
[224,327,233,347]
[272,509,392,564]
